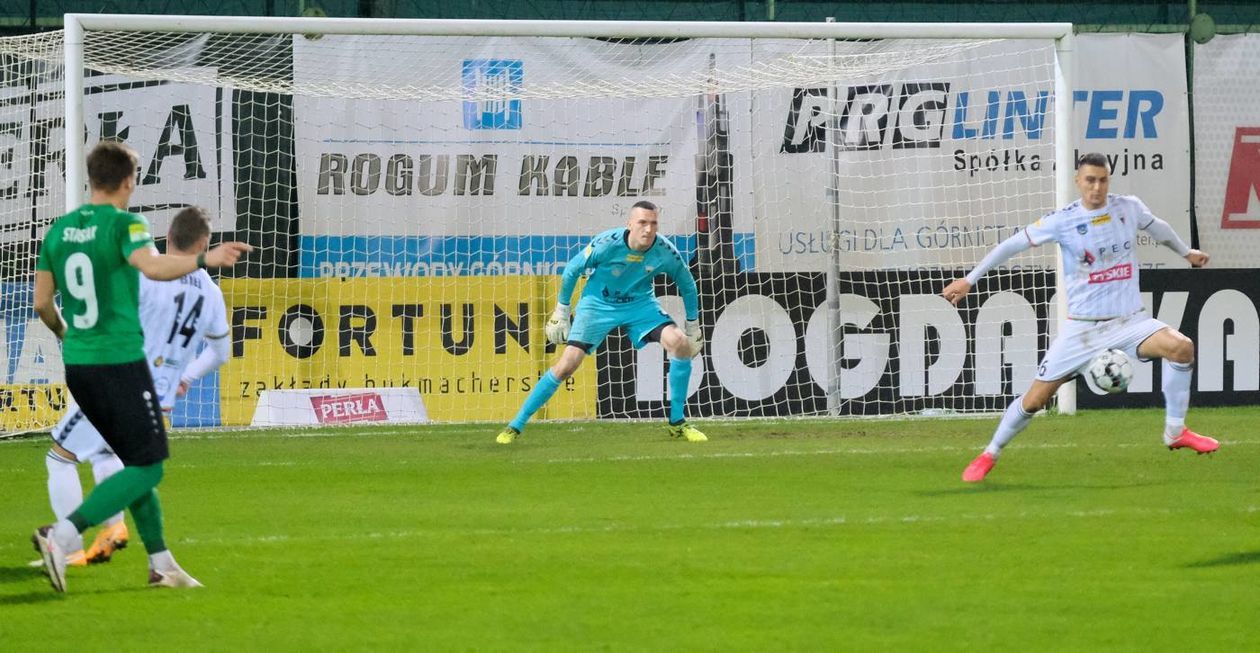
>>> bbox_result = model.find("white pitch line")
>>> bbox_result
[135,504,1254,549]
[0,439,1254,474]
[166,428,436,441]
[523,439,1260,465]
[1,502,1254,551]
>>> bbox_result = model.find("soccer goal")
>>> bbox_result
[0,16,1075,433]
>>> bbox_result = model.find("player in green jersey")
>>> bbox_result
[31,140,251,592]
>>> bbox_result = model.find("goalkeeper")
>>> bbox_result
[497,201,707,443]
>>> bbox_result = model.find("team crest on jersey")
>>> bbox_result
[1091,214,1111,225]
[610,262,624,277]
[646,265,656,273]
[129,223,151,243]
[1076,223,1089,235]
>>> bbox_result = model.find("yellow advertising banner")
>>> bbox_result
[0,384,70,433]
[219,277,596,425]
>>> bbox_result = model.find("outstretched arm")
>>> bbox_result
[129,242,253,281]
[943,231,1034,306]
[1141,215,1208,267]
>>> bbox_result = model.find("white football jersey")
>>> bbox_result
[138,269,229,408]
[1023,194,1154,320]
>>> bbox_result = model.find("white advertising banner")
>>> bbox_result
[752,33,1191,273]
[291,34,1189,277]
[1193,34,1260,268]
[0,70,236,243]
[1075,34,1191,269]
[293,35,747,277]
[83,73,237,236]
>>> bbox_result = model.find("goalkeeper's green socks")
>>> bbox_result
[509,370,562,432]
[668,357,692,424]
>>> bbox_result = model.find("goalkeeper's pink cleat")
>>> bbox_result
[1167,427,1219,454]
[962,452,996,483]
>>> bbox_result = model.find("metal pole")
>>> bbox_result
[826,17,843,415]
[63,14,85,212]
[1053,30,1077,415]
[69,15,1072,41]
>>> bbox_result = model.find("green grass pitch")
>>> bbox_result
[1,407,1257,650]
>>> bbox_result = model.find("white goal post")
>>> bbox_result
[2,16,1076,433]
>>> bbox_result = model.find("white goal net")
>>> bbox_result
[0,18,1070,432]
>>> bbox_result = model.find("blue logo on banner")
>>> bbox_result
[462,59,523,130]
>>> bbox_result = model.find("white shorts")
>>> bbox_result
[49,401,112,461]
[1036,311,1168,382]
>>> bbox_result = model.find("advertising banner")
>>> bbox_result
[752,33,1191,273]
[0,67,236,246]
[1075,269,1260,407]
[1072,34,1192,269]
[601,268,1256,417]
[1193,34,1260,267]
[292,35,744,278]
[219,277,597,425]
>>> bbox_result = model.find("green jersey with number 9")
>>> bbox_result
[36,203,155,365]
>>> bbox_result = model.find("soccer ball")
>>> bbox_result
[1087,348,1133,394]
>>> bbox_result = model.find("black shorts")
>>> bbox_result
[65,360,168,466]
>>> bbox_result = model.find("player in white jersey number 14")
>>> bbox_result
[941,152,1220,483]
[39,207,231,565]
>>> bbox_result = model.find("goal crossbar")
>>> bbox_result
[65,15,1073,41]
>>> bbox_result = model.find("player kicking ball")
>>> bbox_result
[942,152,1219,483]
[497,200,706,444]
[33,207,231,579]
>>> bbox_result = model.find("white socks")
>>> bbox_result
[149,550,177,571]
[45,449,127,545]
[51,519,81,554]
[89,452,126,526]
[1162,360,1193,443]
[45,451,82,521]
[985,396,1035,457]
[45,453,85,554]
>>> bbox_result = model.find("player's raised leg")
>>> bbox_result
[1138,328,1218,454]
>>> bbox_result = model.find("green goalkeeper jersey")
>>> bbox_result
[36,203,155,365]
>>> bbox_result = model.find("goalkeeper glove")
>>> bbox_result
[684,319,704,354]
[545,304,571,345]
